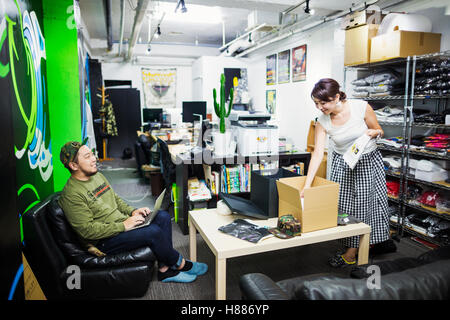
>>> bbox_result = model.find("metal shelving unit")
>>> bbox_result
[345,51,450,247]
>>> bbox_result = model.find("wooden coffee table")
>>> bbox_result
[189,209,371,300]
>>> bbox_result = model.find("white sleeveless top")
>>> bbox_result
[317,99,377,155]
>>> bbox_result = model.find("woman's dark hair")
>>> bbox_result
[311,78,347,102]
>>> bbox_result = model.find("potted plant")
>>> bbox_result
[212,73,235,156]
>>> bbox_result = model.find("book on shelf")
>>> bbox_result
[187,178,211,202]
[220,164,252,194]
[203,162,278,195]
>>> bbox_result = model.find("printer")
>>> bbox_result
[229,111,279,157]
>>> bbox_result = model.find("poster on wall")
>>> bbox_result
[292,44,307,82]
[266,54,277,85]
[266,90,276,115]
[141,68,177,108]
[224,68,249,105]
[277,49,290,84]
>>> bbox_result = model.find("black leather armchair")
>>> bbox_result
[22,192,157,300]
[239,245,450,300]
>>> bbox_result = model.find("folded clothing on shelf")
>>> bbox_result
[407,184,424,206]
[387,180,400,198]
[351,70,403,97]
[415,59,450,96]
[378,136,403,148]
[383,156,402,172]
[375,106,404,123]
[419,190,441,207]
[405,211,450,243]
[414,113,446,124]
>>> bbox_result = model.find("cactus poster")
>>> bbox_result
[141,68,177,108]
[266,54,276,85]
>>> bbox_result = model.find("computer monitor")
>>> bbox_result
[143,108,163,123]
[182,101,206,123]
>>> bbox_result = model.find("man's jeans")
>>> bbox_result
[97,210,182,268]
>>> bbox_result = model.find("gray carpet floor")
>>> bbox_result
[99,158,430,300]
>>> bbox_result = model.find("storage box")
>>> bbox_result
[370,30,441,63]
[341,10,386,30]
[276,176,339,233]
[344,24,379,66]
[251,168,300,218]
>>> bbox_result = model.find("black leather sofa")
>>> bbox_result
[22,192,157,300]
[239,245,450,300]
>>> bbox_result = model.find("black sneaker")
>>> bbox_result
[328,255,356,268]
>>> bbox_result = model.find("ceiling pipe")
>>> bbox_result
[282,0,307,15]
[118,0,126,56]
[149,12,165,44]
[127,0,152,61]
[236,0,405,58]
[219,23,267,52]
[103,0,113,52]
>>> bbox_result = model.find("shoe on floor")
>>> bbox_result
[328,254,356,268]
[158,269,197,283]
[184,261,208,276]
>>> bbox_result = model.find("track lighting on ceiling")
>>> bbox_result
[304,0,315,15]
[175,0,187,13]
[154,26,161,38]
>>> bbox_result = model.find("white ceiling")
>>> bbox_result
[78,0,370,50]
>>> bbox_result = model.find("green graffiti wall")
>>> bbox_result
[1,0,52,300]
[43,0,82,191]
[1,0,84,299]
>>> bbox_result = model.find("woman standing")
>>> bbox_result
[301,78,390,267]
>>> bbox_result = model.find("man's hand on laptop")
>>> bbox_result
[123,215,146,231]
[132,207,151,217]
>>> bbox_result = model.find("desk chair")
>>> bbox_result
[157,138,176,210]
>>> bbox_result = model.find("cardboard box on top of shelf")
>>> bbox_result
[344,24,379,66]
[276,176,339,233]
[370,30,441,63]
[341,10,387,30]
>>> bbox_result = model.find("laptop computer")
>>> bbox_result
[129,189,166,230]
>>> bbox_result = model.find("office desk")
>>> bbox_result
[172,149,311,235]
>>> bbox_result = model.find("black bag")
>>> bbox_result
[122,147,132,159]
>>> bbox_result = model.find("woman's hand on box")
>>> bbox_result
[300,188,306,198]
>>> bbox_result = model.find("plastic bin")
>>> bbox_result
[250,168,300,218]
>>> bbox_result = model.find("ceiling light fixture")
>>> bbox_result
[175,0,187,13]
[304,0,315,15]
[154,26,161,38]
[161,2,222,24]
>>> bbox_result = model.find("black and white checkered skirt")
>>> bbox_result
[330,149,390,248]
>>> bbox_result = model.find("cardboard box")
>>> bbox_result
[344,24,379,66]
[250,168,300,218]
[370,30,441,63]
[341,10,386,30]
[276,176,339,233]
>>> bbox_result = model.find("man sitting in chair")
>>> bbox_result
[58,139,208,283]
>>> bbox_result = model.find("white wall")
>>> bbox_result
[246,21,343,152]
